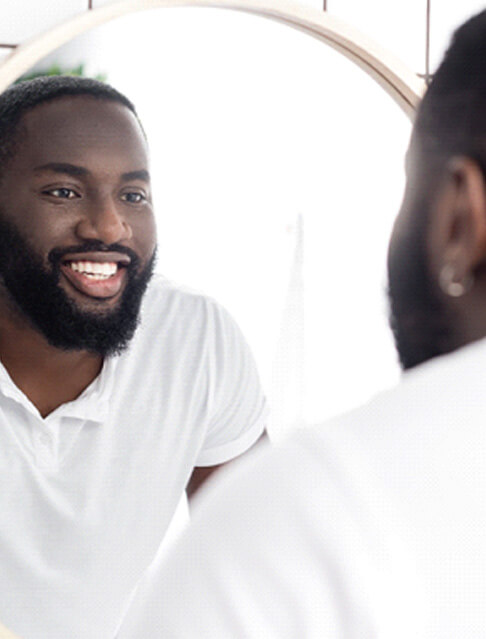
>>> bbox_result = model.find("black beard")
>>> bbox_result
[0,215,155,356]
[387,201,453,370]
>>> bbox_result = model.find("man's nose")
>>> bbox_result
[75,198,133,245]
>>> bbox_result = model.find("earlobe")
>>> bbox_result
[438,263,474,298]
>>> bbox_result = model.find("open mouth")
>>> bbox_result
[68,260,119,280]
[59,252,132,299]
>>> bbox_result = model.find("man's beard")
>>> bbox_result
[387,201,453,370]
[0,215,155,357]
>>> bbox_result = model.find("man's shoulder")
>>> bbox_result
[281,337,486,505]
[141,275,226,322]
[312,336,486,443]
[143,274,210,305]
[195,336,486,554]
[134,275,240,352]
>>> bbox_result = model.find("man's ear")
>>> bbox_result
[428,156,486,285]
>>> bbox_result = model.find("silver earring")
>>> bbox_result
[438,264,473,297]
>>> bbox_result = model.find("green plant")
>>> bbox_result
[16,63,107,84]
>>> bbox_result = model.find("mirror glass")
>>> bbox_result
[332,0,427,72]
[28,7,412,437]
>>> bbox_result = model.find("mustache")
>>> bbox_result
[48,241,140,268]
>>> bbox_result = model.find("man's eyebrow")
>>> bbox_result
[33,162,89,177]
[121,169,150,182]
[33,164,150,183]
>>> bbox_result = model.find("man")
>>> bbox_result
[0,76,267,638]
[116,10,486,638]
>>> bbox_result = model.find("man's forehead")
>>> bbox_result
[13,96,149,174]
[22,94,134,125]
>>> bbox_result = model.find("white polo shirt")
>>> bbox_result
[0,275,267,639]
[117,337,486,638]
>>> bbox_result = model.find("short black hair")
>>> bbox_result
[411,9,486,177]
[388,9,486,370]
[0,75,139,178]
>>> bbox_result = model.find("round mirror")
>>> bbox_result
[0,3,423,436]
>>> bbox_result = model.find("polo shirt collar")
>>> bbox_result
[49,355,119,423]
[0,355,119,424]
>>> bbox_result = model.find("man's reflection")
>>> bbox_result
[0,75,267,638]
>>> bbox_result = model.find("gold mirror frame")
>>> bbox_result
[0,0,424,118]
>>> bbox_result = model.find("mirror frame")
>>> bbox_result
[0,0,424,118]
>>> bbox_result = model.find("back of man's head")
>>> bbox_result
[388,10,486,370]
[0,75,138,179]
[412,9,486,181]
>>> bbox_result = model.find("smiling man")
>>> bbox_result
[0,76,267,639]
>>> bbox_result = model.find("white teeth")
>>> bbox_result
[68,261,118,279]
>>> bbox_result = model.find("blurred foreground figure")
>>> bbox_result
[0,76,267,638]
[116,10,486,639]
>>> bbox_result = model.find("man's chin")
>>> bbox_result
[61,287,126,318]
[39,299,140,356]
[43,262,154,355]
[0,227,156,355]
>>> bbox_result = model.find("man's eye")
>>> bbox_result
[44,188,78,199]
[122,192,146,204]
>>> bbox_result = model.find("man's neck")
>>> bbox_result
[0,304,103,418]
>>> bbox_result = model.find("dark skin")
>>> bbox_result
[390,155,486,352]
[0,97,156,415]
[0,96,264,500]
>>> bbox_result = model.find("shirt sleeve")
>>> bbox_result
[195,301,268,467]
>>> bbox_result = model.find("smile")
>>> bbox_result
[68,260,118,280]
[59,251,132,300]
